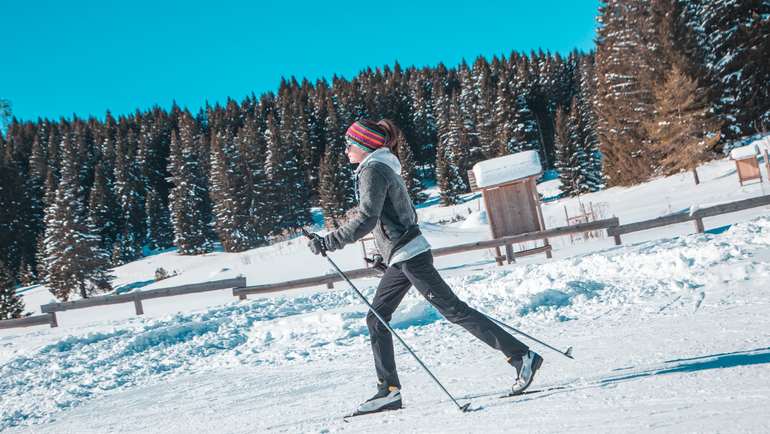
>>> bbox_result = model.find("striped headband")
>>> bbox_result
[345,120,387,153]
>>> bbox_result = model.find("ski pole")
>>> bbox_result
[301,228,471,413]
[479,310,574,360]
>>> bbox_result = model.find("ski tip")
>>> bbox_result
[564,346,574,359]
[460,402,471,413]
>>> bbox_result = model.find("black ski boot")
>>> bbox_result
[509,350,543,395]
[347,385,402,418]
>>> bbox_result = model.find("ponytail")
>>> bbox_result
[376,119,405,158]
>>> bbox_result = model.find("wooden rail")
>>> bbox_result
[0,313,57,330]
[234,218,620,300]
[608,194,770,245]
[430,218,618,257]
[40,276,246,327]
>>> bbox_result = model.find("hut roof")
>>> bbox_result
[730,144,758,160]
[471,150,542,189]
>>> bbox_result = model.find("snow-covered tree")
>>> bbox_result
[595,0,660,186]
[43,133,113,301]
[167,115,214,255]
[0,98,10,134]
[87,163,120,259]
[0,260,24,320]
[576,56,604,192]
[685,0,770,138]
[436,91,468,206]
[112,128,145,263]
[318,98,355,228]
[209,128,258,251]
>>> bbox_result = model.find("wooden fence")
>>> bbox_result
[608,194,770,245]
[0,313,57,330]
[233,218,620,300]
[38,276,246,327]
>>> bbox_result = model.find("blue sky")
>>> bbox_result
[2,0,600,121]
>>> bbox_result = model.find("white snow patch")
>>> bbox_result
[472,150,542,188]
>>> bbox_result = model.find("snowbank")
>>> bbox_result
[3,216,770,431]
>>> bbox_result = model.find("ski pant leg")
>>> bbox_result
[368,264,413,389]
[400,251,529,360]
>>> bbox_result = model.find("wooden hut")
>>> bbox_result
[730,144,762,186]
[468,150,551,265]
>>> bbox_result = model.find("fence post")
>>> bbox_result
[134,297,144,315]
[504,244,515,264]
[494,246,504,266]
[694,217,705,233]
[613,234,622,245]
[49,312,58,328]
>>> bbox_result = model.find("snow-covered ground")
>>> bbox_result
[2,143,770,433]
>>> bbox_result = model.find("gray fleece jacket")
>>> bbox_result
[323,149,430,265]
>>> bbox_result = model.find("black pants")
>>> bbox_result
[367,251,529,388]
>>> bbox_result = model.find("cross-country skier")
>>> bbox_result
[307,119,543,416]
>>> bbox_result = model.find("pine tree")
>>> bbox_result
[576,56,604,192]
[408,71,436,164]
[510,57,543,154]
[112,128,145,262]
[1,125,36,280]
[0,155,27,277]
[140,112,174,250]
[167,115,214,255]
[87,163,120,259]
[457,61,482,167]
[236,114,270,245]
[43,133,113,301]
[0,98,11,133]
[209,128,258,251]
[554,106,580,196]
[436,91,468,205]
[396,133,425,203]
[275,103,312,232]
[644,65,722,182]
[493,73,522,156]
[688,0,770,138]
[595,0,660,186]
[0,260,24,320]
[318,98,355,228]
[472,56,496,160]
[26,130,49,279]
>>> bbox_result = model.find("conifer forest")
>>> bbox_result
[0,0,768,306]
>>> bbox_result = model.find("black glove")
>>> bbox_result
[307,233,327,256]
[365,254,387,272]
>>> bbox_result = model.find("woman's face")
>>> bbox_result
[345,141,369,164]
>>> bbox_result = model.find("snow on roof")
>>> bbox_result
[730,144,758,160]
[472,150,542,189]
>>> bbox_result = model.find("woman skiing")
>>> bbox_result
[307,119,543,415]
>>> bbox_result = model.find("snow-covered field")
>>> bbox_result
[2,143,770,433]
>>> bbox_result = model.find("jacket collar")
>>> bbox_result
[356,148,401,175]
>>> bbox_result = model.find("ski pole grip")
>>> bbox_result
[301,227,327,257]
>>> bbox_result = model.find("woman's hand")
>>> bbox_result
[307,233,327,255]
